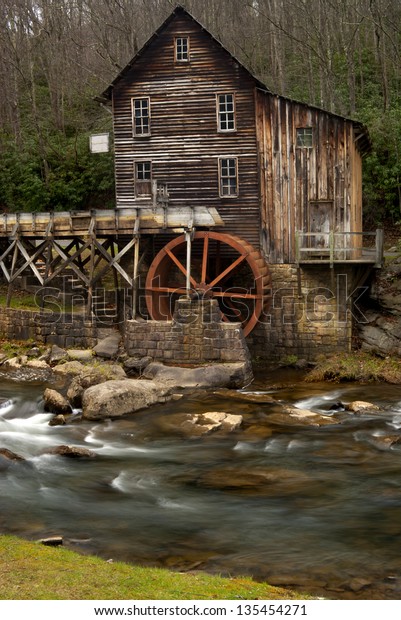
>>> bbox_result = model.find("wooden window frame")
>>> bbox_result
[134,160,152,198]
[218,157,238,198]
[296,127,313,148]
[216,93,236,133]
[175,36,190,63]
[132,97,151,137]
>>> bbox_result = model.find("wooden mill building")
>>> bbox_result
[0,5,382,359]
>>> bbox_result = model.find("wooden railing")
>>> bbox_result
[295,229,384,267]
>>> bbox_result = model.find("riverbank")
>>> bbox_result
[0,535,307,600]
[303,351,401,384]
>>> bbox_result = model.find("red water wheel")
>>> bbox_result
[145,231,271,336]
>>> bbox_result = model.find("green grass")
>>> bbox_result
[305,351,401,384]
[0,535,308,600]
[0,292,39,310]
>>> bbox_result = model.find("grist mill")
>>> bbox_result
[0,6,382,362]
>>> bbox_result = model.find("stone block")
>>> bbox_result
[220,349,241,362]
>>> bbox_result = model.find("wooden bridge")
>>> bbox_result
[0,207,223,316]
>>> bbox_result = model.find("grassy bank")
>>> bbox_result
[0,535,307,600]
[305,351,401,384]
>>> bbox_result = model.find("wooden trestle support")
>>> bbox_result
[0,208,271,335]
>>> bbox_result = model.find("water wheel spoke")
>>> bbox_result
[208,254,247,288]
[212,291,263,300]
[165,248,197,287]
[201,234,209,284]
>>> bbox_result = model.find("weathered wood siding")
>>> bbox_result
[256,91,364,263]
[112,12,261,248]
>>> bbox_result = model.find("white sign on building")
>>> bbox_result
[89,133,110,153]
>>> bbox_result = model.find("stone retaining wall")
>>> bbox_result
[0,263,371,362]
[246,264,363,361]
[0,307,97,348]
[125,298,251,365]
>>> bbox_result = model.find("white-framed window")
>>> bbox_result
[134,161,152,197]
[296,127,313,148]
[217,93,236,132]
[219,157,238,197]
[132,98,150,136]
[175,36,190,62]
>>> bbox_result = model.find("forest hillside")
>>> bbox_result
[0,0,400,228]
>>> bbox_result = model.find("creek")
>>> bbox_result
[1,368,401,599]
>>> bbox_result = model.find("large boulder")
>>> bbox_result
[123,356,153,375]
[67,364,127,408]
[43,388,72,414]
[143,361,253,389]
[82,379,170,420]
[52,361,86,377]
[47,345,68,365]
[66,349,94,362]
[26,359,50,370]
[93,333,122,359]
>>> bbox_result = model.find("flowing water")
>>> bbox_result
[2,369,401,599]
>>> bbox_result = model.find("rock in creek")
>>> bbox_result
[48,414,67,426]
[192,466,317,496]
[346,400,381,413]
[67,364,127,408]
[267,407,339,427]
[43,388,72,415]
[0,448,27,472]
[143,361,253,389]
[0,448,24,461]
[45,445,96,458]
[123,356,153,375]
[82,379,171,420]
[212,388,276,404]
[157,411,243,437]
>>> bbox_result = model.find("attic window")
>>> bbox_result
[217,94,236,132]
[132,98,150,136]
[296,127,313,148]
[175,37,189,62]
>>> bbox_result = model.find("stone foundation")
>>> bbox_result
[0,263,373,363]
[247,264,369,361]
[0,307,98,349]
[125,297,251,366]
